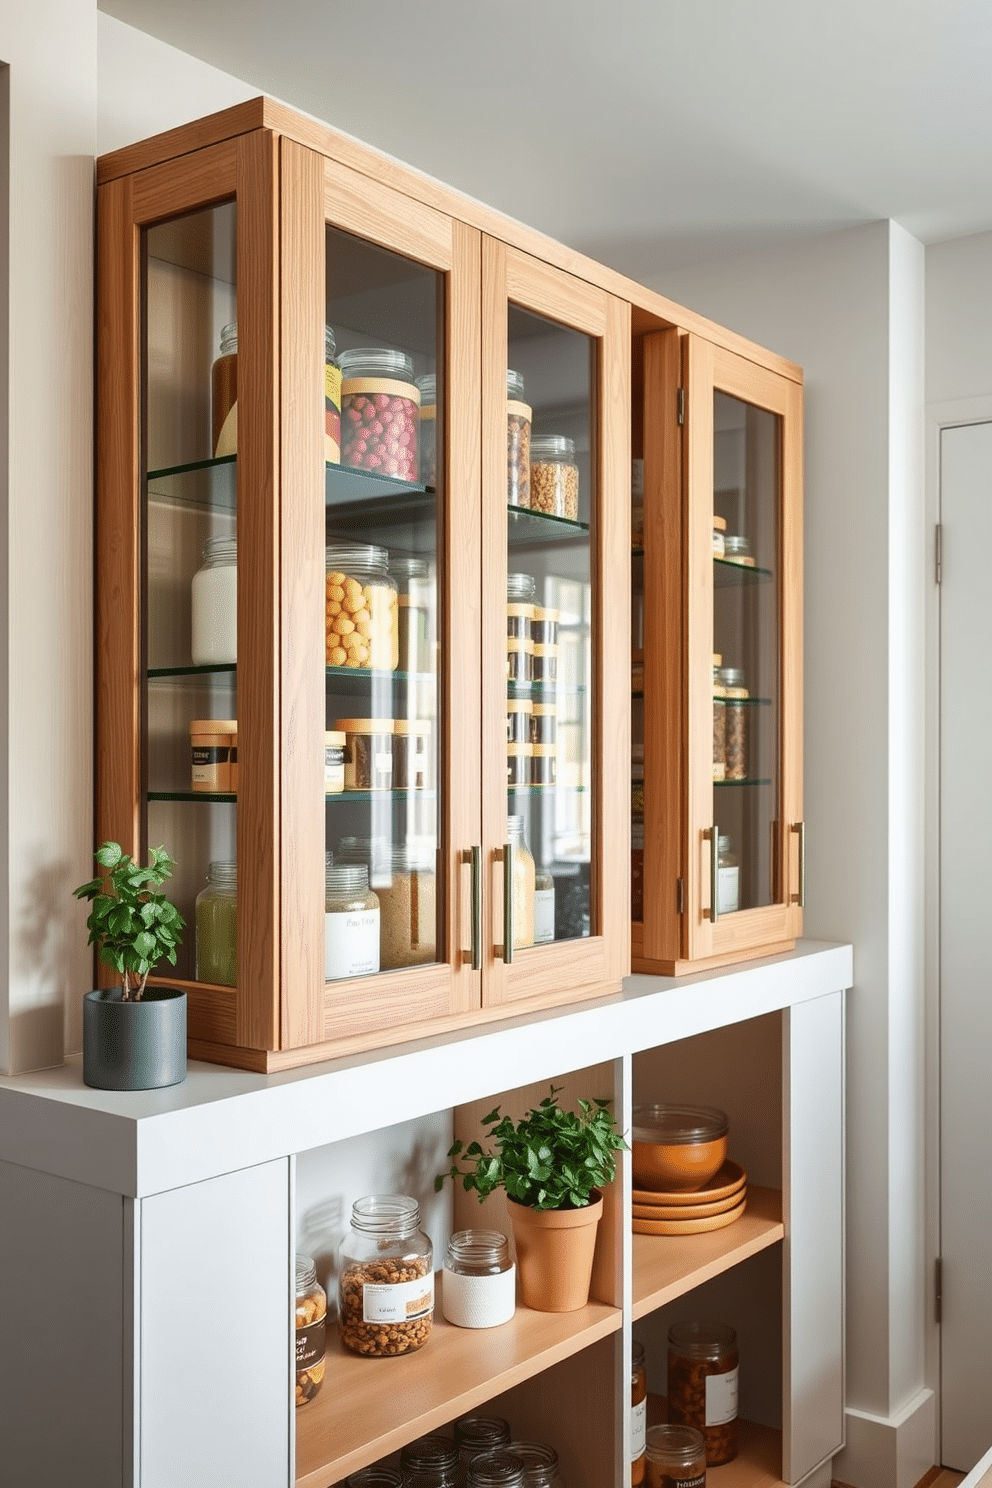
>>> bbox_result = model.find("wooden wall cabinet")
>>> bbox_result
[96,101,630,1072]
[632,327,804,974]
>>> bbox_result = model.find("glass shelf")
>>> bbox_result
[713,777,773,788]
[148,663,237,680]
[507,683,588,700]
[714,556,773,587]
[146,455,236,510]
[508,784,588,795]
[326,666,435,693]
[149,791,237,804]
[715,696,772,708]
[326,790,437,804]
[507,504,589,547]
[150,789,436,804]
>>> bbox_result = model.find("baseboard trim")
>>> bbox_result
[832,1391,936,1488]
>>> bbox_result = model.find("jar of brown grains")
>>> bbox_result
[530,435,579,520]
[338,1194,434,1357]
[643,1424,706,1487]
[667,1320,738,1465]
[294,1253,326,1407]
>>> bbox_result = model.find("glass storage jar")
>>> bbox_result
[533,868,555,945]
[532,644,558,688]
[511,1444,565,1488]
[723,533,752,565]
[443,1232,515,1330]
[507,369,532,508]
[530,435,579,520]
[325,324,341,465]
[717,667,748,781]
[336,716,395,792]
[190,718,236,793]
[507,813,535,949]
[348,1469,403,1488]
[324,863,380,980]
[631,1338,647,1485]
[376,846,435,970]
[195,861,237,986]
[712,513,727,558]
[532,744,556,787]
[211,321,238,457]
[468,1454,526,1488]
[326,543,399,671]
[294,1253,326,1408]
[339,347,419,481]
[507,696,533,745]
[416,372,437,486]
[717,835,740,914]
[530,606,559,648]
[454,1415,512,1465]
[392,719,431,791]
[337,834,393,892]
[507,638,534,689]
[667,1320,739,1465]
[191,534,237,665]
[507,742,532,788]
[324,729,345,794]
[644,1425,706,1488]
[338,1194,434,1357]
[393,556,432,675]
[530,702,557,748]
[401,1436,465,1486]
[712,655,726,782]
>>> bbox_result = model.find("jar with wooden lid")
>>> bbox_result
[336,717,395,791]
[338,1195,434,1357]
[667,1320,738,1465]
[511,1443,565,1488]
[530,701,557,747]
[211,321,238,457]
[530,606,559,648]
[631,1338,647,1485]
[454,1413,512,1463]
[507,570,536,641]
[507,369,532,508]
[532,644,557,688]
[712,512,727,558]
[507,814,535,948]
[324,863,380,980]
[507,696,534,745]
[339,347,419,481]
[294,1254,326,1408]
[507,638,534,689]
[532,744,556,787]
[392,719,431,791]
[443,1232,515,1330]
[507,742,532,788]
[190,719,236,793]
[644,1424,706,1487]
[324,730,345,794]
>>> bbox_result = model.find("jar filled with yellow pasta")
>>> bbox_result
[325,543,398,670]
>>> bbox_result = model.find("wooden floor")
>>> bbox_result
[833,1473,964,1488]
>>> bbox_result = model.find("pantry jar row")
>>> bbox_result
[711,656,749,783]
[346,1423,567,1487]
[630,1323,740,1485]
[185,717,431,795]
[507,573,559,691]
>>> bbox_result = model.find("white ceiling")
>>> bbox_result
[98,0,992,284]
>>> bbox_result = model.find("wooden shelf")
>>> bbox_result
[633,1185,783,1320]
[294,1283,620,1487]
[647,1397,785,1488]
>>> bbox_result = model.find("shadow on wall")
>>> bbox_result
[8,857,85,1072]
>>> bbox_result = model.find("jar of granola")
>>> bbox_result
[338,1194,434,1357]
[667,1320,738,1465]
[530,435,579,520]
[294,1254,326,1407]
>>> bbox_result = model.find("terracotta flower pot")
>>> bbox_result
[508,1191,603,1312]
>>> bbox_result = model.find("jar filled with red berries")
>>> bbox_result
[339,347,419,481]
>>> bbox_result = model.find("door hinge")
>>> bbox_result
[676,878,685,914]
[935,523,943,585]
[935,1257,942,1323]
[677,387,685,426]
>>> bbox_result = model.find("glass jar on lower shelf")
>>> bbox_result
[294,1254,326,1408]
[512,1443,565,1488]
[530,435,579,519]
[325,864,380,980]
[401,1435,465,1486]
[377,847,435,970]
[338,1195,434,1357]
[468,1453,526,1488]
[667,1320,739,1465]
[195,861,237,985]
[507,813,535,949]
[644,1425,707,1487]
[454,1414,512,1464]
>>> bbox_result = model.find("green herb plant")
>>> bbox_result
[73,841,185,1001]
[435,1084,628,1211]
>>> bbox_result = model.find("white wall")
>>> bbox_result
[656,222,930,1488]
[0,0,96,1074]
[927,230,992,407]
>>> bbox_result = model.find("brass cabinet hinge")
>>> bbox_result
[677,387,685,426]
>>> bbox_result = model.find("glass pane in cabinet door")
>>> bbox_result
[143,203,239,986]
[712,390,781,915]
[506,306,594,945]
[324,227,441,980]
[631,458,644,923]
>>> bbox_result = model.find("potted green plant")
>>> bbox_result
[436,1085,628,1312]
[73,841,187,1091]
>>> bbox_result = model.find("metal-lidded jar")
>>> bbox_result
[338,1195,434,1357]
[507,369,532,508]
[631,1338,647,1485]
[667,1320,739,1465]
[294,1253,326,1408]
[339,346,419,481]
[717,667,748,782]
[511,1444,565,1488]
[644,1425,706,1487]
[324,863,380,980]
[443,1232,515,1329]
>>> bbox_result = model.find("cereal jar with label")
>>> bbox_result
[325,543,398,671]
[667,1320,739,1465]
[295,1254,326,1407]
[337,1194,434,1357]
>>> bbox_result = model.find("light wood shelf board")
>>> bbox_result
[633,1185,783,1319]
[295,1290,621,1486]
[648,1397,784,1488]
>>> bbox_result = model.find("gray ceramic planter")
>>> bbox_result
[82,987,187,1091]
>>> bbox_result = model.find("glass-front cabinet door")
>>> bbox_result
[481,240,629,1010]
[685,336,803,963]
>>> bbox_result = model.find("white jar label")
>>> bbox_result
[717,864,740,914]
[534,888,555,944]
[442,1263,516,1329]
[705,1365,738,1425]
[363,1270,434,1324]
[324,907,380,979]
[630,1396,647,1460]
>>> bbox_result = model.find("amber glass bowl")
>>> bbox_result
[631,1104,729,1192]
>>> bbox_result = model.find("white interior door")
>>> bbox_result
[940,419,992,1472]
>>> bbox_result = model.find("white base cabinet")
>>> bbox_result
[0,942,850,1487]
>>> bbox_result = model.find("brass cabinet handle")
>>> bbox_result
[462,847,482,970]
[708,825,720,924]
[495,842,514,964]
[791,821,806,908]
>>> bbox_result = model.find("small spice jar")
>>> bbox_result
[191,534,237,665]
[712,654,726,783]
[512,1444,565,1488]
[530,606,559,648]
[401,1437,465,1487]
[190,719,236,793]
[507,638,534,689]
[211,321,238,457]
[326,543,399,671]
[443,1233,515,1330]
[195,861,237,986]
[339,347,420,481]
[507,696,534,745]
[336,717,395,791]
[530,435,579,519]
[507,571,536,642]
[717,667,748,781]
[667,1320,739,1466]
[455,1415,513,1465]
[507,369,532,508]
[508,813,535,948]
[532,744,557,787]
[631,1339,648,1486]
[416,372,438,486]
[717,835,740,914]
[338,1195,434,1357]
[530,702,557,748]
[324,863,380,980]
[295,1254,326,1408]
[723,534,753,566]
[507,742,532,788]
[348,1469,404,1488]
[468,1454,526,1488]
[532,644,558,688]
[533,868,555,946]
[392,719,431,791]
[644,1425,707,1488]
[712,513,727,558]
[324,730,345,794]
[393,556,432,675]
[325,325,341,464]
[377,846,435,970]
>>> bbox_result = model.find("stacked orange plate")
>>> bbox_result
[631,1158,747,1235]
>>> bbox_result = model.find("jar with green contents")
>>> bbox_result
[195,860,237,985]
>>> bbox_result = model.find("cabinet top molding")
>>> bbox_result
[97,94,802,386]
